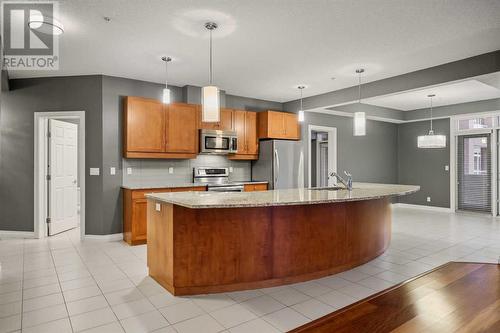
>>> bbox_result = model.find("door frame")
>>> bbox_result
[307,125,337,187]
[450,111,499,216]
[34,111,86,240]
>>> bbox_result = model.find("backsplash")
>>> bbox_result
[122,155,251,186]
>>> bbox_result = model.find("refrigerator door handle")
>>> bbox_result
[274,148,280,186]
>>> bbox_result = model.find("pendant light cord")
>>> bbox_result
[209,29,213,85]
[165,59,168,88]
[430,96,433,132]
[358,72,361,104]
[300,88,303,111]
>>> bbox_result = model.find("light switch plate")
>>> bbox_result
[110,167,116,175]
[229,167,233,173]
[427,196,431,202]
[155,203,161,212]
[127,167,132,175]
[445,165,449,171]
[89,168,100,176]
[168,167,174,174]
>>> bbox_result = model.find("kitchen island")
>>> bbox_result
[145,183,419,295]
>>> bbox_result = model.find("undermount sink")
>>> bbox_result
[308,186,345,191]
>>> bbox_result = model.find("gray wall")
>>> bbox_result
[397,118,451,208]
[101,75,183,234]
[301,113,399,186]
[0,76,103,232]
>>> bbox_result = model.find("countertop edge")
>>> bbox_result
[145,185,420,209]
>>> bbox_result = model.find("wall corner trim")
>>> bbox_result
[391,203,453,213]
[84,233,123,242]
[0,230,37,239]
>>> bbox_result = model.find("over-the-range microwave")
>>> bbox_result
[200,129,238,154]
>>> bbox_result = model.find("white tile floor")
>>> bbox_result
[1,207,499,333]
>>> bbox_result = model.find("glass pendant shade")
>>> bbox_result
[417,130,446,148]
[298,110,304,122]
[202,85,220,122]
[417,94,446,148]
[162,88,170,104]
[353,112,366,136]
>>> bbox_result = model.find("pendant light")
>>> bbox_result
[161,56,172,104]
[417,94,446,148]
[297,86,306,122]
[353,68,366,136]
[202,22,220,122]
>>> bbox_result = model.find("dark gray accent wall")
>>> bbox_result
[100,76,183,234]
[397,118,450,208]
[226,94,282,112]
[0,76,103,232]
[302,113,399,185]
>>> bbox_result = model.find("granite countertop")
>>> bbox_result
[121,181,268,190]
[145,182,420,209]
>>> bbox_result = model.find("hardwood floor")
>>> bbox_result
[290,262,500,333]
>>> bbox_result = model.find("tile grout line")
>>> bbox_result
[48,234,76,333]
[70,237,125,332]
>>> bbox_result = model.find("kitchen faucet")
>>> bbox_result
[330,171,353,191]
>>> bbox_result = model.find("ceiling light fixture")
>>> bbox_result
[161,56,172,104]
[28,12,64,35]
[298,86,306,122]
[201,22,220,122]
[417,94,446,148]
[354,68,366,136]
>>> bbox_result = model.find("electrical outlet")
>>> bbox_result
[110,167,116,175]
[168,167,174,174]
[427,196,431,202]
[155,203,161,212]
[445,165,449,171]
[127,167,132,175]
[229,167,233,173]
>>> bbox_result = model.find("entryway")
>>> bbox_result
[34,111,86,240]
[452,113,498,216]
[308,125,337,187]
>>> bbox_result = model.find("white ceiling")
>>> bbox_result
[362,79,500,111]
[9,0,500,102]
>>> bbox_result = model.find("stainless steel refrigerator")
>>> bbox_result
[252,140,304,189]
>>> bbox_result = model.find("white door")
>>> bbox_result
[48,119,78,235]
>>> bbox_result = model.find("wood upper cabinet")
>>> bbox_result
[199,108,233,131]
[245,112,258,155]
[229,110,259,160]
[124,97,165,153]
[165,103,199,153]
[258,110,300,140]
[123,97,198,158]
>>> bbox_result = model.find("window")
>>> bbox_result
[457,116,495,130]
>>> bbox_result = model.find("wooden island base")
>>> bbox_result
[147,198,391,296]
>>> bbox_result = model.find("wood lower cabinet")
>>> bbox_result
[229,110,259,160]
[123,97,199,159]
[258,110,300,140]
[123,186,206,245]
[199,108,234,131]
[244,183,268,192]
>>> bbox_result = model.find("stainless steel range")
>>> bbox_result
[193,167,244,192]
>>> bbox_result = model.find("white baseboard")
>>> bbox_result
[392,203,453,213]
[0,230,37,239]
[84,233,123,242]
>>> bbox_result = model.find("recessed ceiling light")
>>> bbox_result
[28,13,64,35]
